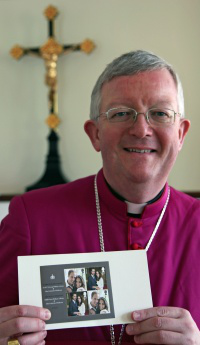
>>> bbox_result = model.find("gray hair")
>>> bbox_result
[90,50,184,119]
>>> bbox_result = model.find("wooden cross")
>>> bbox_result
[10,5,95,130]
[10,5,95,191]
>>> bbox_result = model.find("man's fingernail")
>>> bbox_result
[133,311,141,320]
[45,310,51,319]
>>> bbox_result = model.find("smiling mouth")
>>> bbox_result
[124,148,156,153]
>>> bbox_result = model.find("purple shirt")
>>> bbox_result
[0,169,200,344]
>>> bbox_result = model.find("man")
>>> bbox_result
[66,270,75,293]
[68,294,81,317]
[89,292,99,315]
[87,268,99,290]
[0,50,200,345]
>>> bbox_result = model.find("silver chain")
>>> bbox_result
[94,174,170,344]
[94,175,125,344]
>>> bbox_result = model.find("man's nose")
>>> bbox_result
[128,113,152,138]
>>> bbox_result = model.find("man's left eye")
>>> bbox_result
[157,112,168,117]
[150,110,170,118]
[115,111,128,117]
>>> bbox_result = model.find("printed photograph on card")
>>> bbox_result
[40,261,115,324]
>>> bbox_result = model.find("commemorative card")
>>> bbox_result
[18,250,152,330]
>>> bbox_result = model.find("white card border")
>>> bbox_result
[18,250,152,330]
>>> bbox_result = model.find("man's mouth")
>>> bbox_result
[124,148,156,153]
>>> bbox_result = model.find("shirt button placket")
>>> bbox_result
[129,219,144,250]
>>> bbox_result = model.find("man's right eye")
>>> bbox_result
[110,110,129,119]
[115,111,128,117]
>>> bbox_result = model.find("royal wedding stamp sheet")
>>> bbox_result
[18,250,152,330]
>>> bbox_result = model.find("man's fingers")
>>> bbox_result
[0,305,51,323]
[127,307,194,336]
[2,331,47,345]
[0,317,46,339]
[131,306,190,322]
[133,330,182,344]
[0,306,51,340]
[126,306,199,345]
[17,330,47,345]
[127,316,184,336]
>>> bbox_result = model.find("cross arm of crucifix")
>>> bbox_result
[9,5,95,130]
[10,5,95,60]
[10,38,95,60]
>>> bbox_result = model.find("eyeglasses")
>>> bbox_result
[97,107,181,127]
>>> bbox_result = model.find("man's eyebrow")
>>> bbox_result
[150,100,174,108]
[102,100,175,110]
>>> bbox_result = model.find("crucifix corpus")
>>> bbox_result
[10,5,95,192]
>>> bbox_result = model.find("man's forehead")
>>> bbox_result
[100,69,178,110]
[102,69,176,91]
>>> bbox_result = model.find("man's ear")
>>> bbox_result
[178,118,191,151]
[84,120,101,152]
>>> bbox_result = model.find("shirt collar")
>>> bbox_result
[125,200,147,214]
[97,168,169,219]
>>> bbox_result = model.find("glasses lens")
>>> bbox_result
[107,108,136,122]
[148,108,174,126]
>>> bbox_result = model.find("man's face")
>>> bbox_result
[68,272,75,285]
[91,269,95,276]
[91,293,99,307]
[85,69,190,200]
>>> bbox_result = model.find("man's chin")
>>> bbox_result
[126,171,154,184]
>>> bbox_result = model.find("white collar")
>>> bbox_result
[125,200,147,214]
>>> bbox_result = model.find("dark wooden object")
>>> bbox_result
[26,130,67,191]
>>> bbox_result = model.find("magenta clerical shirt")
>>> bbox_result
[0,169,200,344]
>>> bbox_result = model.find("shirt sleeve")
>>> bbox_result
[0,196,31,308]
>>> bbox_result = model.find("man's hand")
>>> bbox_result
[126,306,200,344]
[0,305,51,345]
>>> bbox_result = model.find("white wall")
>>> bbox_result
[0,0,200,194]
[0,202,9,222]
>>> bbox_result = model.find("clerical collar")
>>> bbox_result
[125,200,147,215]
[106,180,164,217]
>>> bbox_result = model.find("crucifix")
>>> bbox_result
[10,5,95,192]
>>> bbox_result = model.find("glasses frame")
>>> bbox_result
[97,107,181,127]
